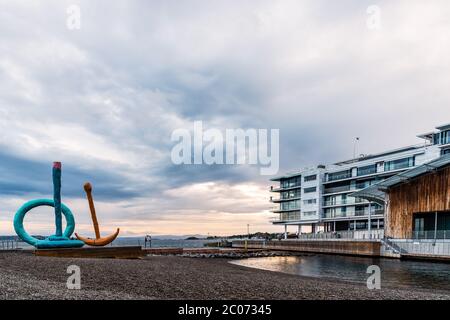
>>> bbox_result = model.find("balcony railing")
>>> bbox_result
[270,184,302,192]
[271,196,301,203]
[357,166,377,176]
[411,230,450,240]
[322,209,384,219]
[296,229,384,240]
[323,185,352,194]
[326,171,352,182]
[271,205,301,213]
[322,198,369,206]
[271,211,301,223]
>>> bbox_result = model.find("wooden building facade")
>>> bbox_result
[385,165,450,239]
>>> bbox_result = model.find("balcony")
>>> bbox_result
[271,211,301,223]
[271,205,301,213]
[270,196,301,203]
[322,198,369,207]
[357,166,377,176]
[326,171,352,182]
[323,185,352,194]
[296,229,384,240]
[270,184,301,192]
[322,209,384,219]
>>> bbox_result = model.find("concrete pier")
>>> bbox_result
[232,239,382,257]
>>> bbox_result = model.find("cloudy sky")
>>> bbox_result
[0,0,449,237]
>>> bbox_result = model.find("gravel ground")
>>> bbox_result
[1,251,449,300]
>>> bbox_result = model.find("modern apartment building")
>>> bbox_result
[270,124,450,237]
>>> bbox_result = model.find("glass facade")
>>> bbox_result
[327,170,352,182]
[440,130,450,145]
[281,199,301,211]
[357,164,377,176]
[356,179,377,189]
[433,130,450,145]
[384,156,415,171]
[280,211,301,221]
[280,189,301,199]
[323,207,347,218]
[280,176,301,189]
[413,212,450,239]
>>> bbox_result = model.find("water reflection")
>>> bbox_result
[230,254,450,291]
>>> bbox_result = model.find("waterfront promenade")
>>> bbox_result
[1,252,449,300]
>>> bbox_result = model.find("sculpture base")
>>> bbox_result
[34,246,144,259]
[35,237,85,249]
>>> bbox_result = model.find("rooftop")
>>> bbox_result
[333,144,426,166]
[351,154,450,204]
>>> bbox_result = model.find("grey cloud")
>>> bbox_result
[1,0,450,235]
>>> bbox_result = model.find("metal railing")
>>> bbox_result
[389,239,450,256]
[270,212,301,222]
[278,212,301,222]
[296,229,384,240]
[411,230,450,240]
[357,167,377,176]
[322,209,384,219]
[323,185,352,194]
[270,184,302,192]
[271,196,301,202]
[0,240,20,250]
[323,198,369,206]
[326,172,352,182]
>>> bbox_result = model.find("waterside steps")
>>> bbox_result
[380,238,402,258]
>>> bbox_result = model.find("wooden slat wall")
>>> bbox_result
[386,166,450,238]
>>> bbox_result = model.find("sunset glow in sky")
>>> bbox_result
[1,1,450,236]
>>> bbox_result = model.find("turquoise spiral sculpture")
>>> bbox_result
[13,162,84,249]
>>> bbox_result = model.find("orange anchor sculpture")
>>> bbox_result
[75,183,120,246]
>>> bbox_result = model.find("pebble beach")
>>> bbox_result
[1,251,450,300]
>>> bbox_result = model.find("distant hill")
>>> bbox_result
[116,234,210,240]
[0,235,45,241]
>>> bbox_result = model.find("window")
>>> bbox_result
[304,174,317,182]
[327,170,352,182]
[356,179,376,189]
[440,130,450,145]
[434,133,440,145]
[357,164,376,176]
[281,189,301,199]
[384,157,415,171]
[280,211,301,221]
[303,199,317,205]
[323,207,347,218]
[303,211,316,217]
[434,130,450,145]
[442,148,450,156]
[281,200,300,211]
[304,187,317,193]
[280,176,301,189]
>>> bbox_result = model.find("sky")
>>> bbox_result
[0,0,450,237]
